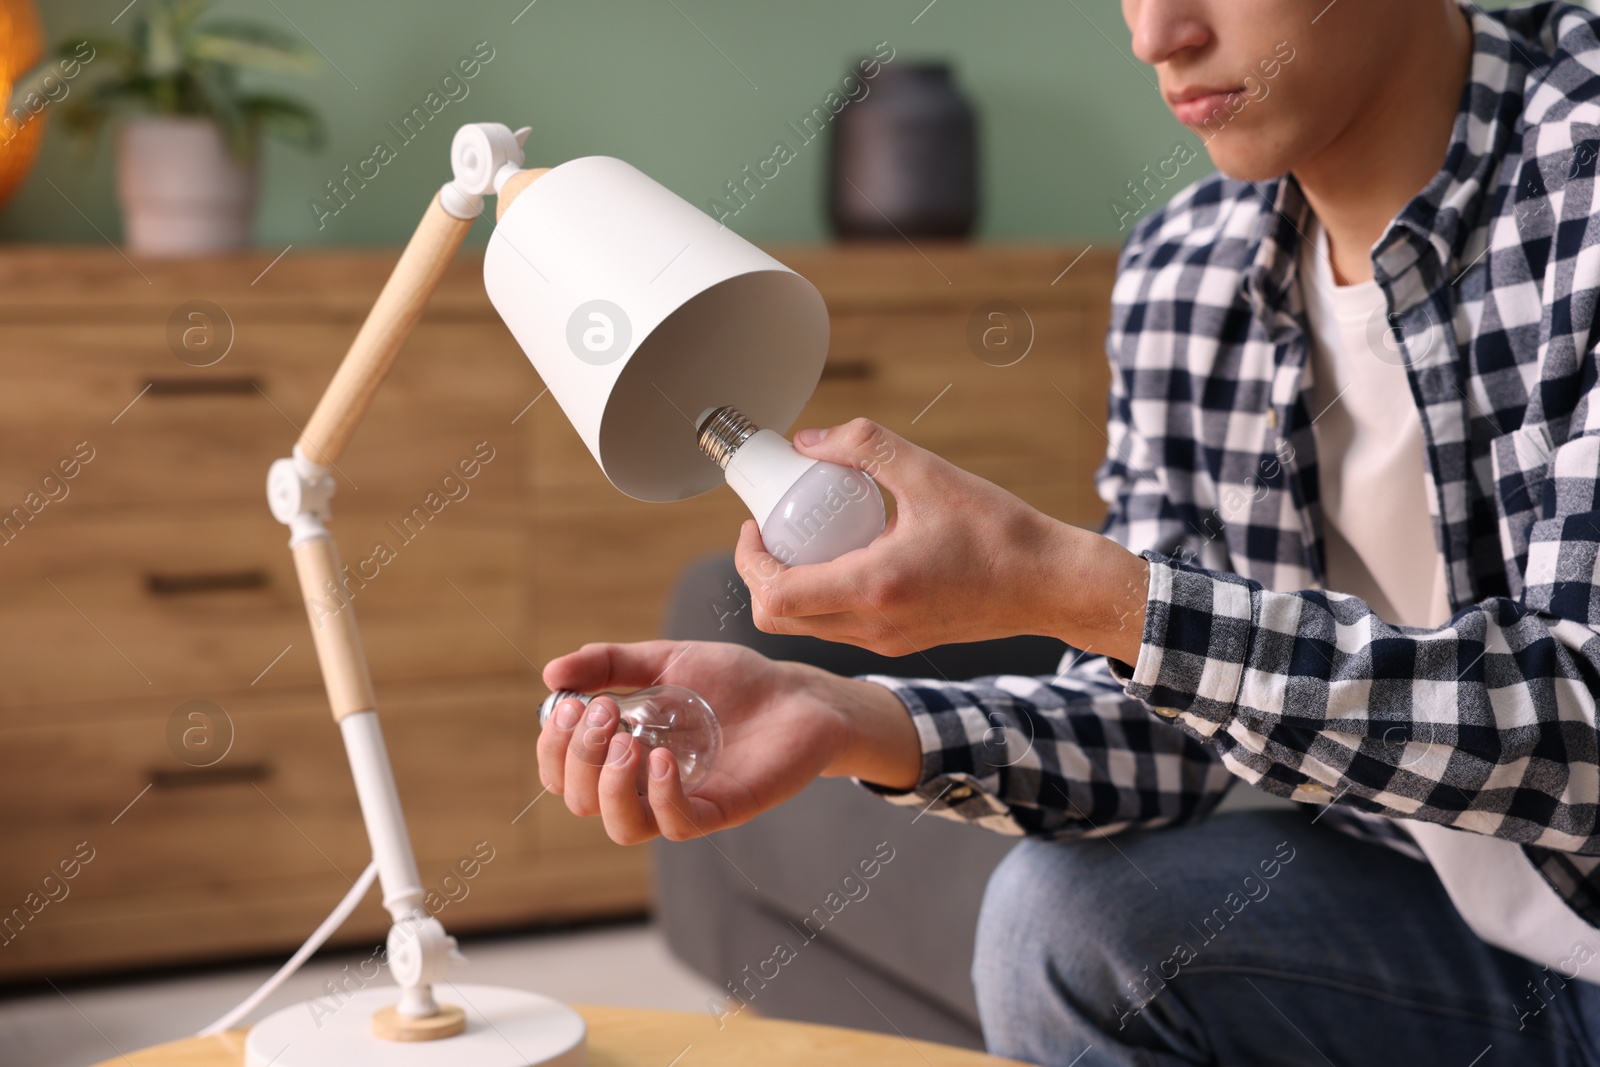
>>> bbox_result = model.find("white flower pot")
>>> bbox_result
[117,117,257,256]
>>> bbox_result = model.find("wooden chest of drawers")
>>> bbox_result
[0,241,1114,980]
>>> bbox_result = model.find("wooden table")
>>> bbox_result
[91,1004,1025,1066]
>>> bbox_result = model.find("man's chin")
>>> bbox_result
[1203,143,1292,185]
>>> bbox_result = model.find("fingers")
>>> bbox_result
[736,517,875,622]
[760,557,879,620]
[536,695,585,794]
[596,732,660,844]
[543,639,684,695]
[599,743,722,845]
[548,696,674,845]
[644,747,710,842]
[563,696,619,817]
[734,519,785,595]
[546,707,724,845]
[791,417,917,493]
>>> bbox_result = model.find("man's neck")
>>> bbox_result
[1294,3,1474,285]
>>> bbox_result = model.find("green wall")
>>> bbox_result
[0,0,1511,248]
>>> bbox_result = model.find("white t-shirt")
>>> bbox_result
[1299,220,1595,974]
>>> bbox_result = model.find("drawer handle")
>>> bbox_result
[144,376,260,397]
[820,358,875,381]
[150,763,272,789]
[145,569,270,596]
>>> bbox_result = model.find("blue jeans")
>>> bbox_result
[972,808,1600,1066]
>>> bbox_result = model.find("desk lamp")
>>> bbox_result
[243,122,851,1067]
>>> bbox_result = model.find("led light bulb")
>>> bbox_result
[697,406,886,566]
[538,685,722,792]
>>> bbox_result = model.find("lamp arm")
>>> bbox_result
[296,190,476,467]
[258,169,529,1042]
[293,118,537,467]
[265,121,545,1039]
[263,185,480,1030]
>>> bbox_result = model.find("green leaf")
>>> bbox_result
[166,0,216,37]
[22,0,322,156]
[5,36,126,112]
[52,33,135,72]
[187,24,319,78]
[65,76,147,126]
[242,93,324,151]
[192,64,251,159]
[7,67,63,114]
[142,4,185,78]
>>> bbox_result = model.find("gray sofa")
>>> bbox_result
[654,553,1069,1049]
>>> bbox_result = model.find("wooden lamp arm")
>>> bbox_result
[295,191,475,468]
[264,124,549,1038]
[294,160,551,468]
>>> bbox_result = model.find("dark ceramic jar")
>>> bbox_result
[828,62,978,239]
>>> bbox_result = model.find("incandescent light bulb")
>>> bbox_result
[697,406,887,566]
[538,685,722,792]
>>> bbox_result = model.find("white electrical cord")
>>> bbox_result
[196,859,380,1036]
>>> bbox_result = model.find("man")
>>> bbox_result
[538,1,1600,1062]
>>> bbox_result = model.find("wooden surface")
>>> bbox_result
[0,243,1116,981]
[90,1005,1028,1066]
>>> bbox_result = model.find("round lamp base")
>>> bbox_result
[371,1003,467,1041]
[244,985,585,1067]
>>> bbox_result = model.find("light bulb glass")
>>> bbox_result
[697,406,887,566]
[539,685,721,793]
[760,460,886,566]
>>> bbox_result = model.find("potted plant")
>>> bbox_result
[16,0,323,255]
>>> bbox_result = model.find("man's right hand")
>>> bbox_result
[536,639,920,845]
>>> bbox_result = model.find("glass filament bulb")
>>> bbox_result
[538,684,722,793]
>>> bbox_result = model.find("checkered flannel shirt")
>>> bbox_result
[859,2,1600,927]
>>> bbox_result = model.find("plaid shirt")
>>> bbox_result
[862,2,1600,928]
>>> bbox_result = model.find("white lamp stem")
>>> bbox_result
[338,710,426,919]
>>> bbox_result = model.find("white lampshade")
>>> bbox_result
[484,156,830,503]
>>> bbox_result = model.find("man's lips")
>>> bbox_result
[1167,87,1244,126]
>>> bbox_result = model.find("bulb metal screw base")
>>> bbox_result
[696,406,758,469]
[538,689,590,727]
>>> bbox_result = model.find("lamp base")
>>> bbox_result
[244,985,585,1067]
[371,1003,467,1041]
